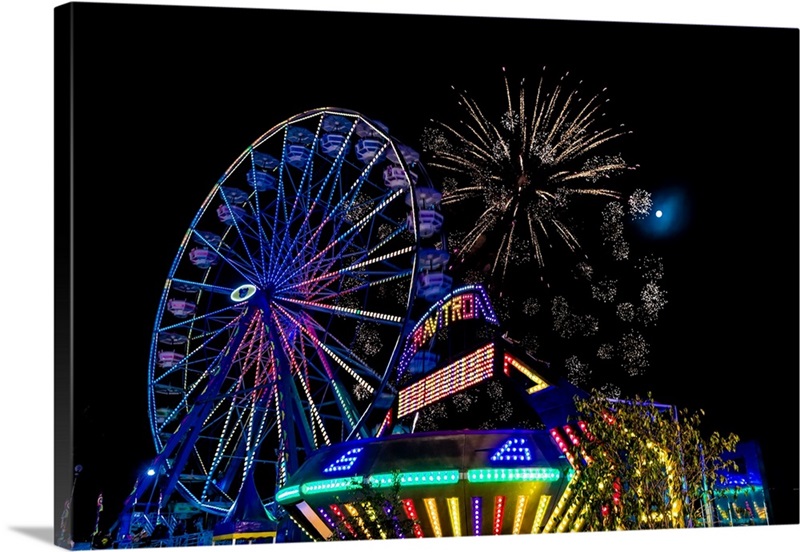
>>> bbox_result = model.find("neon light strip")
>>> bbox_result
[549,428,578,468]
[570,504,589,532]
[275,485,301,502]
[503,353,550,394]
[383,503,406,538]
[397,343,494,418]
[562,424,593,465]
[542,470,579,533]
[467,468,561,482]
[556,497,581,533]
[512,495,528,534]
[576,420,595,441]
[361,502,388,539]
[329,504,357,539]
[296,471,459,501]
[563,425,581,446]
[375,408,392,438]
[371,470,460,487]
[287,513,318,542]
[493,496,506,535]
[344,504,372,539]
[531,495,551,534]
[471,497,482,536]
[280,297,403,324]
[447,497,461,537]
[317,508,335,530]
[302,477,361,496]
[295,468,564,502]
[402,499,424,538]
[424,498,443,537]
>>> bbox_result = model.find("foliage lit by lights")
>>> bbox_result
[567,392,742,531]
[323,471,420,540]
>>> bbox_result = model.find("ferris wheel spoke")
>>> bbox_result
[157,304,244,334]
[300,166,374,252]
[285,317,382,388]
[277,304,384,388]
[273,133,324,280]
[170,277,236,297]
[271,315,331,448]
[277,188,404,287]
[277,241,413,296]
[217,187,264,277]
[273,309,353,411]
[199,399,241,500]
[271,144,389,285]
[274,305,369,421]
[300,214,408,291]
[269,183,367,286]
[277,297,403,326]
[154,316,256,430]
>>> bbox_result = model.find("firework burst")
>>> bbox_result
[423,67,667,389]
[423,67,638,290]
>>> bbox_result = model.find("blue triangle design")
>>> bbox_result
[490,438,532,462]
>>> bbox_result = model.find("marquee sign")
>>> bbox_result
[397,284,498,377]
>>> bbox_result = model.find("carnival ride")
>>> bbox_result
[118,107,455,540]
[115,108,769,546]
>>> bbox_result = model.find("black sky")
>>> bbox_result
[62,2,799,539]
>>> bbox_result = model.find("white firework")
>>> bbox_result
[522,297,540,316]
[565,355,591,386]
[591,279,618,303]
[637,254,665,281]
[616,302,636,322]
[424,67,636,288]
[628,188,653,219]
[353,322,383,358]
[619,331,649,375]
[639,281,668,325]
[597,343,615,360]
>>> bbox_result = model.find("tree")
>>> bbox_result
[565,391,740,531]
[326,470,420,540]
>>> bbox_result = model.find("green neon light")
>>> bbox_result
[717,485,764,496]
[275,485,302,503]
[301,477,362,496]
[296,467,560,500]
[370,470,460,487]
[467,468,561,483]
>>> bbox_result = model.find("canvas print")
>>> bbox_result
[54,2,799,549]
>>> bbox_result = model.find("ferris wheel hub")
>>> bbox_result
[230,283,258,302]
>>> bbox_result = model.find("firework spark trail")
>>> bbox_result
[424,68,637,289]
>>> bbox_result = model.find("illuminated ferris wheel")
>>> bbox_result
[141,108,453,516]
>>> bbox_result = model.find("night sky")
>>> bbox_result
[60,1,798,542]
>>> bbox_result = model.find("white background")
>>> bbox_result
[1,1,797,551]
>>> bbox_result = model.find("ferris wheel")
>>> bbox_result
[143,108,452,517]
